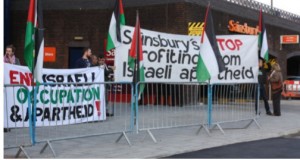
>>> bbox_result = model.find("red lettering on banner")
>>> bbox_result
[20,72,31,86]
[235,39,243,50]
[216,38,243,51]
[9,70,19,84]
[217,39,225,51]
[9,70,34,85]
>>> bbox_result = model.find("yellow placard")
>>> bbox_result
[188,22,204,36]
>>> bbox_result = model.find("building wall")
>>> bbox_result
[9,1,300,78]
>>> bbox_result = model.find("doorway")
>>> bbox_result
[68,47,84,69]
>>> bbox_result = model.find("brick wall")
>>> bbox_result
[8,2,300,77]
[10,3,190,68]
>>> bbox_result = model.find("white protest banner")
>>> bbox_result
[115,25,258,83]
[4,63,106,128]
[115,25,200,82]
[211,35,258,83]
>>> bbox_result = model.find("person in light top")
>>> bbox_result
[4,44,20,65]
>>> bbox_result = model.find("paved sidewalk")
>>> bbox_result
[4,100,300,158]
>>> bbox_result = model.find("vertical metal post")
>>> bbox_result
[27,88,34,145]
[208,84,213,127]
[32,86,39,145]
[257,84,260,115]
[130,83,135,132]
[135,82,139,134]
[271,0,273,10]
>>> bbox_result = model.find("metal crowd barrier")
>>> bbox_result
[4,84,33,158]
[31,82,134,157]
[4,81,262,157]
[136,82,209,142]
[208,83,261,134]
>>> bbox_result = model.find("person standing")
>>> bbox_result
[4,44,20,132]
[75,47,92,68]
[98,54,115,116]
[256,57,272,115]
[269,62,283,116]
[4,44,20,65]
[98,54,115,81]
[90,54,98,67]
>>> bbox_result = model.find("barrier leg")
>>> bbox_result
[233,119,261,129]
[207,124,225,135]
[40,140,56,157]
[116,131,132,146]
[15,146,30,159]
[253,118,261,129]
[146,129,157,143]
[196,124,211,136]
[215,124,225,135]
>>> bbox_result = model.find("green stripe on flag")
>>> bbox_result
[106,34,115,51]
[24,22,35,72]
[258,32,262,48]
[196,54,210,82]
[120,14,125,25]
[139,65,145,94]
[128,56,135,69]
[264,50,269,62]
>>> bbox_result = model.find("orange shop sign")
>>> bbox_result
[280,35,299,44]
[228,20,260,35]
[44,47,56,62]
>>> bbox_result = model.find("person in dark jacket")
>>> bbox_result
[90,54,99,67]
[255,57,272,115]
[98,54,115,116]
[75,47,92,68]
[98,54,115,81]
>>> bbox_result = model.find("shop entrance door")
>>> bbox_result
[68,47,84,68]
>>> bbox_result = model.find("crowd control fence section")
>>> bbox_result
[4,84,33,158]
[135,82,261,142]
[207,83,261,134]
[5,82,134,157]
[136,82,210,142]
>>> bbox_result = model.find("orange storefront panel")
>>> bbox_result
[44,47,56,62]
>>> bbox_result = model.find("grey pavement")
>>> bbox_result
[4,100,300,158]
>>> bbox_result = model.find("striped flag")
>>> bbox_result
[196,5,225,82]
[106,0,125,51]
[258,9,269,62]
[24,0,44,83]
[128,11,145,98]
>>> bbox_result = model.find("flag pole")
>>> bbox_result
[31,0,37,144]
[136,10,141,126]
[136,10,140,101]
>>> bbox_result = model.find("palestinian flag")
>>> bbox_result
[24,0,44,83]
[24,0,35,77]
[196,5,225,82]
[128,11,145,98]
[258,9,269,62]
[106,0,125,51]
